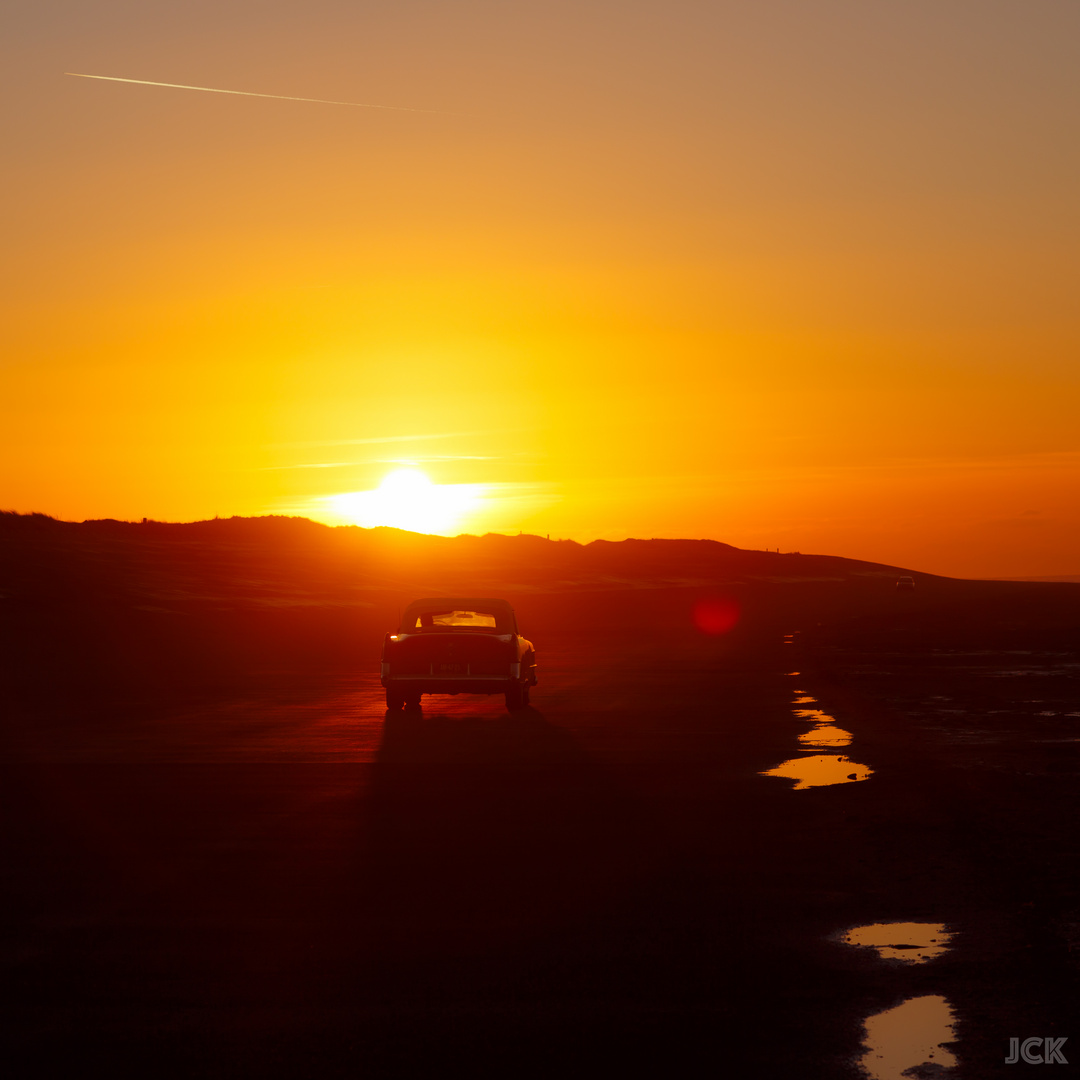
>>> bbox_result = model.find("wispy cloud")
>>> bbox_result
[393,455,497,462]
[260,455,497,471]
[269,429,519,450]
[65,72,442,114]
[261,462,357,471]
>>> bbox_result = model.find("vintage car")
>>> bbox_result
[381,597,537,712]
[895,575,916,592]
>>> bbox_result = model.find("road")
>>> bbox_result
[3,630,1077,1078]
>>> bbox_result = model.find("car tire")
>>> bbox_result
[505,683,526,712]
[404,692,422,711]
[386,687,405,710]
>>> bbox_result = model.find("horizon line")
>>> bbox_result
[0,508,956,576]
[6,509,1076,581]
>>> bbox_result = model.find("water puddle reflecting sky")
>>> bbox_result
[797,725,851,748]
[793,707,831,721]
[841,922,953,964]
[760,672,873,788]
[859,994,958,1079]
[836,917,957,1074]
[762,754,873,789]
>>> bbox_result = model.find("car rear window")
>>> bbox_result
[414,610,499,630]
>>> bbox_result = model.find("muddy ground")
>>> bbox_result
[1,516,1078,1077]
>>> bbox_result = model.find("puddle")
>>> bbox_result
[858,994,958,1079]
[840,922,953,964]
[798,725,852,748]
[761,754,872,789]
[761,679,874,788]
[794,707,833,721]
[843,925,959,1075]
[795,705,854,754]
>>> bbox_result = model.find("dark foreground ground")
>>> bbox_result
[2,516,1078,1077]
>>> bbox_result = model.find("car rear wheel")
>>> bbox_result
[505,683,527,711]
[404,692,422,711]
[386,687,405,710]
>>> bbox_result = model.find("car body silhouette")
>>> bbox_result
[895,576,916,592]
[380,597,537,712]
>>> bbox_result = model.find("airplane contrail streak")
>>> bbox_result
[65,72,441,114]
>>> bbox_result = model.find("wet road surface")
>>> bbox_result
[3,634,1077,1077]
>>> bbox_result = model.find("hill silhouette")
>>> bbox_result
[2,510,1078,712]
[0,509,917,595]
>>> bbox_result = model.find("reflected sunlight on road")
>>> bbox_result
[858,994,958,1079]
[761,753,873,789]
[841,922,954,964]
[797,725,852,748]
[760,673,874,788]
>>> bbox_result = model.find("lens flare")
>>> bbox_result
[692,596,740,635]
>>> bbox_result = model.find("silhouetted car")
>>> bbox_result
[896,576,916,592]
[381,597,537,712]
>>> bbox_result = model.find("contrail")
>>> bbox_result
[271,430,511,450]
[65,72,441,114]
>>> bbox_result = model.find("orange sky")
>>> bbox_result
[4,0,1079,577]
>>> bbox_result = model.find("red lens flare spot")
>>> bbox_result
[693,597,740,635]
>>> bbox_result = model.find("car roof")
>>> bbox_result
[400,597,518,632]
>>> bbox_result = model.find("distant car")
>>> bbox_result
[381,597,537,712]
[895,576,916,592]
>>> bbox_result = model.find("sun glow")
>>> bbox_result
[325,468,483,534]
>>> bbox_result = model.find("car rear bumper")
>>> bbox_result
[382,675,515,695]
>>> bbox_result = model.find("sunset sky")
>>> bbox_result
[4,0,1079,577]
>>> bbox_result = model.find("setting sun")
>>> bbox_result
[325,468,483,534]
